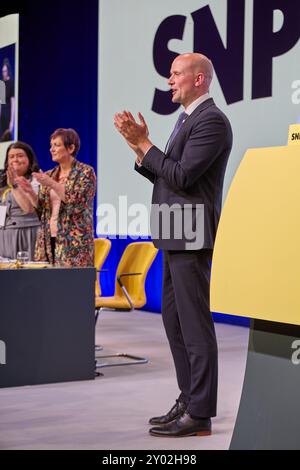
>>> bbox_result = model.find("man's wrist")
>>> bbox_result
[137,139,153,160]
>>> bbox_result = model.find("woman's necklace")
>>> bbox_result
[58,168,70,182]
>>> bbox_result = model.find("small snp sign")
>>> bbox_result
[288,124,300,145]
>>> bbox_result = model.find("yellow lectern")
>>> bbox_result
[210,125,300,449]
[211,124,300,325]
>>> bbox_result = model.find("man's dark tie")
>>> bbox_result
[165,112,188,152]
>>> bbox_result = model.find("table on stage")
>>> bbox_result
[0,264,95,388]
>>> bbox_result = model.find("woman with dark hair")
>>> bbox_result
[0,141,40,260]
[18,128,96,266]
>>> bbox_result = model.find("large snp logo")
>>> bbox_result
[0,340,6,365]
[152,0,300,114]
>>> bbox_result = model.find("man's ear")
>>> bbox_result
[195,72,205,87]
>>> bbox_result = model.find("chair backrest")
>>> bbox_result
[114,242,158,308]
[94,238,112,296]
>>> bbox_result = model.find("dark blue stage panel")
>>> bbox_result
[0,267,95,388]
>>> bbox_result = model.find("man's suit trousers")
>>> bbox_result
[162,249,218,417]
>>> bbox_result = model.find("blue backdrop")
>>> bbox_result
[0,0,249,326]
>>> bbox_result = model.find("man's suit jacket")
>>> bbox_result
[135,98,232,250]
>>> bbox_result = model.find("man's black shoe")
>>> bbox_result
[148,399,187,426]
[149,411,211,437]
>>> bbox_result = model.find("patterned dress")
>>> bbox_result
[34,159,96,267]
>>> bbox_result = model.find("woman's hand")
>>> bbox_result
[32,171,54,188]
[16,176,34,194]
[7,166,17,186]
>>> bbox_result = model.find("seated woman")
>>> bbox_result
[18,128,96,267]
[0,141,40,260]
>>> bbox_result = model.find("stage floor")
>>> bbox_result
[0,310,249,450]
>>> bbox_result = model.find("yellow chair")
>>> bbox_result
[95,241,158,311]
[95,241,158,369]
[94,237,112,298]
[94,238,112,353]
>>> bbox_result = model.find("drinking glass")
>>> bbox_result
[16,251,29,265]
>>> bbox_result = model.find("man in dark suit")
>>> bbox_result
[114,53,232,437]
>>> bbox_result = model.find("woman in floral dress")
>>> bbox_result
[17,128,96,267]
